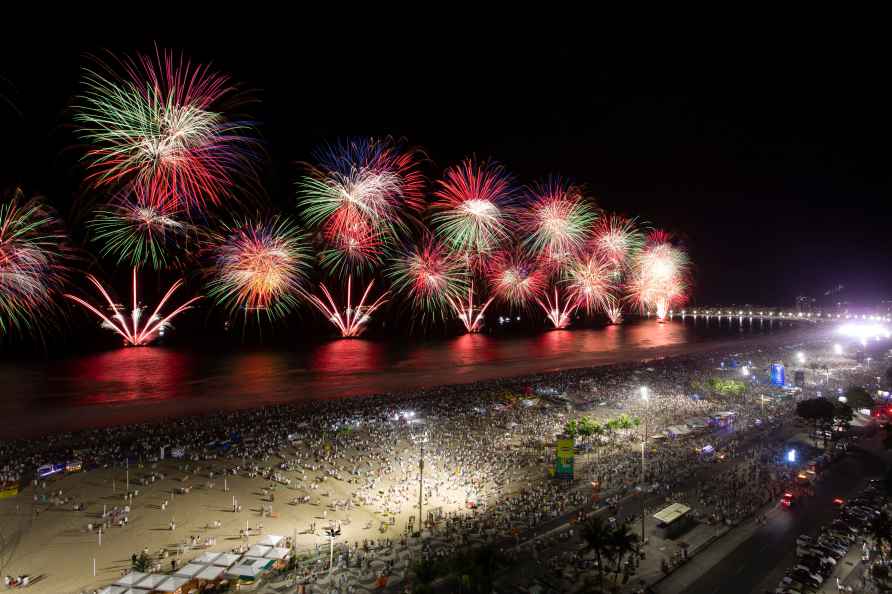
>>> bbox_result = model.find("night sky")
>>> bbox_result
[1,33,890,308]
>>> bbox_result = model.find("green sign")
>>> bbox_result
[555,437,575,478]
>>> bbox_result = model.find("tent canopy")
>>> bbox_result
[114,572,148,586]
[653,503,691,525]
[257,534,284,546]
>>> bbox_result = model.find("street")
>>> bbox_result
[656,440,886,594]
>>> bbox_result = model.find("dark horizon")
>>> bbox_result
[2,34,890,319]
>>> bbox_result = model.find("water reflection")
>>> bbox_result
[0,318,799,439]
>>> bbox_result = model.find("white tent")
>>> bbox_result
[134,574,166,590]
[213,552,241,567]
[265,546,291,560]
[245,544,272,558]
[196,565,225,581]
[114,572,148,587]
[257,534,284,546]
[192,552,221,565]
[227,557,272,578]
[155,575,190,593]
[174,563,205,578]
[98,587,134,594]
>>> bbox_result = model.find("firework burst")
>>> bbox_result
[297,137,425,244]
[487,251,545,309]
[520,177,597,269]
[0,190,71,337]
[628,231,689,321]
[74,47,258,214]
[431,158,517,258]
[89,185,189,269]
[592,214,644,271]
[565,254,614,315]
[65,268,199,346]
[387,238,468,322]
[205,216,311,323]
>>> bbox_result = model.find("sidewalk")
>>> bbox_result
[649,503,779,593]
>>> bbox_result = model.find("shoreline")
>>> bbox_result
[3,324,821,449]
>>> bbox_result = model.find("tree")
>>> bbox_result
[450,545,502,594]
[843,385,875,411]
[581,517,612,591]
[564,419,578,439]
[411,558,440,594]
[885,366,892,385]
[606,521,638,584]
[796,398,835,447]
[132,551,151,572]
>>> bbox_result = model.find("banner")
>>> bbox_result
[555,437,575,479]
[0,484,20,499]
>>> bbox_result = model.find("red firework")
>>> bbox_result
[487,251,546,309]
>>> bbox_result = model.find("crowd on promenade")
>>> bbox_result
[2,333,887,594]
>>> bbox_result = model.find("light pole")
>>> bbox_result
[413,431,429,537]
[639,386,649,545]
[324,523,341,577]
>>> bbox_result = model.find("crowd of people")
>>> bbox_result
[2,331,886,594]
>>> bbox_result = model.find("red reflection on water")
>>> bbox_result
[67,347,191,405]
[309,338,387,373]
[447,333,500,368]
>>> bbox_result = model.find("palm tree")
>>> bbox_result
[580,517,611,590]
[564,419,579,439]
[606,522,638,584]
[411,558,440,594]
[605,419,620,445]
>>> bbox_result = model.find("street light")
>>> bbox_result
[324,523,341,577]
[796,351,806,364]
[639,387,649,545]
[412,430,429,537]
[833,344,842,355]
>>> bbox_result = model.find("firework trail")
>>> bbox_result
[89,184,189,269]
[387,237,468,323]
[204,216,311,323]
[603,297,624,325]
[430,158,517,258]
[536,286,577,330]
[564,254,614,315]
[307,276,388,337]
[520,177,597,272]
[487,250,545,309]
[65,268,199,346]
[74,47,258,215]
[628,230,689,321]
[444,282,494,334]
[0,190,71,338]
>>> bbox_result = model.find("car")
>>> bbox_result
[800,550,836,565]
[796,534,813,546]
[817,537,849,554]
[782,492,796,508]
[812,544,844,559]
[793,565,826,582]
